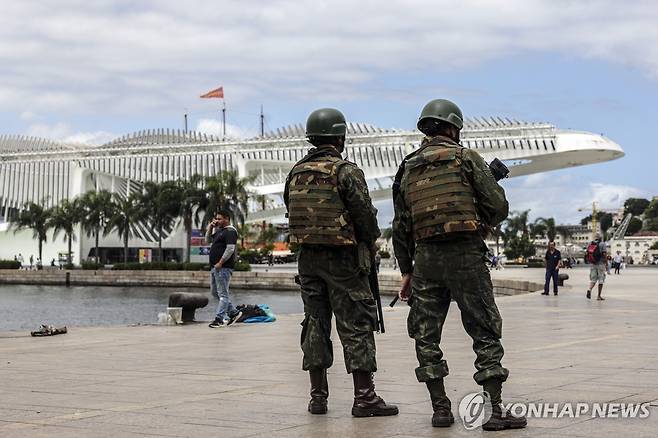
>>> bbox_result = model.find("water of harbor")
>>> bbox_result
[0,284,304,331]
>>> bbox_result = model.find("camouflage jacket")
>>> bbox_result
[392,135,509,274]
[284,145,381,247]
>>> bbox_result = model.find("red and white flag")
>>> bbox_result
[200,86,224,99]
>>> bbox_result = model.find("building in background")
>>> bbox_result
[0,118,625,264]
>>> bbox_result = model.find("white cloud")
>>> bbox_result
[26,122,116,145]
[0,0,657,116]
[195,118,256,139]
[375,176,651,228]
[505,176,650,224]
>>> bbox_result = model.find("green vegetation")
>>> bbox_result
[9,171,254,267]
[626,217,643,236]
[624,198,650,216]
[502,210,536,261]
[11,201,51,262]
[0,260,21,269]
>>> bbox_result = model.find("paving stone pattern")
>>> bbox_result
[1,268,657,437]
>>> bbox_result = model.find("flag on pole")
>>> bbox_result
[200,86,224,99]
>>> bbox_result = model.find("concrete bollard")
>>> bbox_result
[168,292,209,322]
[558,273,569,286]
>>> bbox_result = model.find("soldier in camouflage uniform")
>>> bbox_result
[392,99,526,430]
[284,108,398,418]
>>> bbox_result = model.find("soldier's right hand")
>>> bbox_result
[399,273,412,302]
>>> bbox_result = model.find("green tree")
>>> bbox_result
[48,199,83,266]
[503,235,536,262]
[532,217,557,241]
[644,199,658,219]
[256,223,279,245]
[11,201,51,263]
[204,169,253,232]
[105,193,144,263]
[140,181,181,262]
[79,190,113,263]
[626,217,643,236]
[599,213,613,239]
[645,218,658,232]
[624,198,650,216]
[505,210,530,237]
[177,175,206,263]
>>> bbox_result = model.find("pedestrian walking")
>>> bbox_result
[586,234,608,301]
[614,251,623,275]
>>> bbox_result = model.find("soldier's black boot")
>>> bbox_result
[308,369,328,414]
[351,371,399,417]
[426,379,454,427]
[481,378,527,431]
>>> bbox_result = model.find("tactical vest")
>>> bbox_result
[405,142,479,241]
[287,156,357,246]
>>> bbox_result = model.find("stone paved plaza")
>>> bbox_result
[1,267,657,437]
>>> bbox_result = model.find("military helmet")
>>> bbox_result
[306,108,347,137]
[417,99,464,131]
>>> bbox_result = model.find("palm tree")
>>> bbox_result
[139,181,181,262]
[534,217,557,241]
[236,222,255,247]
[177,175,206,263]
[48,199,83,267]
[204,169,253,231]
[105,192,144,264]
[255,193,268,234]
[11,201,51,263]
[79,190,113,263]
[505,210,531,237]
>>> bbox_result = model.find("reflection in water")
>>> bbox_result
[0,284,303,331]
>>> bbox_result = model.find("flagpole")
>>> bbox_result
[222,100,226,140]
[260,104,265,137]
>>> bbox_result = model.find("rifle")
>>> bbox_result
[369,261,386,333]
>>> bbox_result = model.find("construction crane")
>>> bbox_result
[577,202,619,241]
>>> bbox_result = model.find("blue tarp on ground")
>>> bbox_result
[242,304,276,323]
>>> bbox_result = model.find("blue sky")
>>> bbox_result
[1,1,656,224]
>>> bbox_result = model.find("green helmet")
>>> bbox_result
[417,99,464,131]
[306,108,347,137]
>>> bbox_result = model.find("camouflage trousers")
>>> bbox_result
[298,245,378,374]
[407,235,509,385]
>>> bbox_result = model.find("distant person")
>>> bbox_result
[207,210,242,328]
[542,241,561,296]
[586,234,607,301]
[613,252,623,275]
[36,258,42,270]
[50,258,55,267]
[374,251,381,273]
[29,255,34,270]
[17,253,24,270]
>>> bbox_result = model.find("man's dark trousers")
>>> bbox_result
[544,270,558,294]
